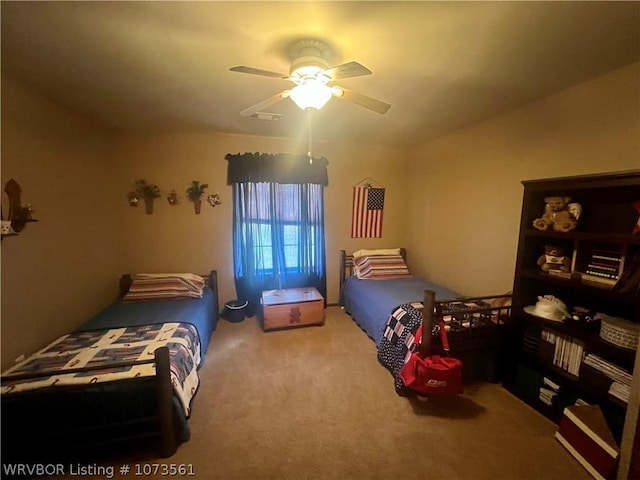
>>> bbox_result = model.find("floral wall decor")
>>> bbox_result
[207,193,221,207]
[186,180,208,214]
[130,179,161,214]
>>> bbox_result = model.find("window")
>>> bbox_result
[231,181,326,313]
[240,183,318,275]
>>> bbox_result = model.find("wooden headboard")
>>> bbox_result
[338,249,407,306]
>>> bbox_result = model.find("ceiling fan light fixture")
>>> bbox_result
[232,39,390,116]
[290,64,324,83]
[289,80,333,110]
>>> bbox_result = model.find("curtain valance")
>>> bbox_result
[225,152,329,186]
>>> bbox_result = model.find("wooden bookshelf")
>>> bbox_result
[503,171,640,453]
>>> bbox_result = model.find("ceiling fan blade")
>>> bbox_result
[323,61,372,80]
[230,66,289,79]
[332,87,391,114]
[240,90,291,117]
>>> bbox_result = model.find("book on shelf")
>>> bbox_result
[539,375,562,405]
[543,376,561,392]
[543,329,584,376]
[583,354,632,387]
[608,382,630,404]
[539,387,557,405]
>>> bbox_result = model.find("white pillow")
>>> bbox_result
[352,248,401,259]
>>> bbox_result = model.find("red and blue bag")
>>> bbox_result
[398,320,463,396]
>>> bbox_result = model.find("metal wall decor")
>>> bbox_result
[167,190,181,206]
[207,193,221,207]
[2,179,38,238]
[127,180,220,215]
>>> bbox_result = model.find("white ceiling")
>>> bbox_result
[2,1,639,147]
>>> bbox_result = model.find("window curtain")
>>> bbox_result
[226,153,328,317]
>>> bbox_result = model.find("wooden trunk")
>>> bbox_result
[262,287,324,331]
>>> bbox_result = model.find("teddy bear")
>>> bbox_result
[537,244,571,273]
[533,196,578,232]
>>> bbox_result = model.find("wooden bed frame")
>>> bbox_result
[1,270,219,461]
[339,249,512,379]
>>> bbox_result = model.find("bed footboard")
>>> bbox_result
[1,346,178,461]
[420,290,512,381]
[155,346,177,457]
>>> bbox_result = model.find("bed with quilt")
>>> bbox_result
[339,249,512,392]
[1,271,219,462]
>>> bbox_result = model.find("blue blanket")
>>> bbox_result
[76,287,217,359]
[341,275,460,345]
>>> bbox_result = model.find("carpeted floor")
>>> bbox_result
[53,306,591,479]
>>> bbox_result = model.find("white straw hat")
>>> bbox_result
[524,295,570,322]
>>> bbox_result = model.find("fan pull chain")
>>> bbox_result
[307,108,313,164]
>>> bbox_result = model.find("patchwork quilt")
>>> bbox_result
[377,300,503,394]
[1,322,201,417]
[377,302,424,394]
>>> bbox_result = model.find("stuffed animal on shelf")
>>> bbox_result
[537,245,571,273]
[533,196,578,232]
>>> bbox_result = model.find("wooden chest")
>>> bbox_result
[261,287,325,331]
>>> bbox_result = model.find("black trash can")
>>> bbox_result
[222,300,249,323]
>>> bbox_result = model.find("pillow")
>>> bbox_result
[353,254,410,280]
[123,273,205,302]
[352,248,401,259]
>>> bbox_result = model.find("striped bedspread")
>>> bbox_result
[1,322,201,417]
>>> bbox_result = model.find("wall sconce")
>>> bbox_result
[2,179,38,238]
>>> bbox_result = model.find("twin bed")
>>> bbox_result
[1,271,219,461]
[340,249,512,392]
[2,250,509,461]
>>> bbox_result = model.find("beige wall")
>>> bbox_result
[0,77,124,369]
[111,133,409,307]
[406,62,640,296]
[406,61,640,480]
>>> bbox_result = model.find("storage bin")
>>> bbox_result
[222,300,248,323]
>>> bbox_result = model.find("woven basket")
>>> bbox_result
[599,315,640,350]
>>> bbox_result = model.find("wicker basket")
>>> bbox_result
[599,315,640,350]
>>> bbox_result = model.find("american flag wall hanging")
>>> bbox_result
[351,185,385,238]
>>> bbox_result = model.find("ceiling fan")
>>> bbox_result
[230,40,391,117]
